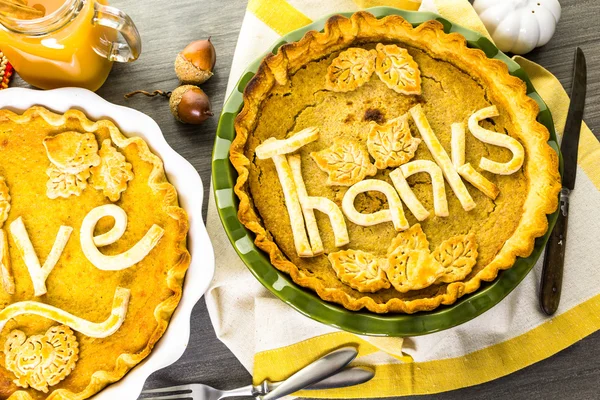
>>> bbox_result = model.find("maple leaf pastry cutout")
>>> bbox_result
[367,113,421,169]
[375,43,421,95]
[310,139,377,186]
[325,47,377,92]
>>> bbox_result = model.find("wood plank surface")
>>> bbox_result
[8,0,600,399]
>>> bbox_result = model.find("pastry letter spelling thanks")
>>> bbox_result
[0,176,14,294]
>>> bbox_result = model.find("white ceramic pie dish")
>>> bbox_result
[0,87,215,399]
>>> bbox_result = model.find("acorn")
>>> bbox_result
[174,38,217,85]
[169,85,213,124]
[124,85,213,125]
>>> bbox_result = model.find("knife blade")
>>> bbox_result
[540,47,587,316]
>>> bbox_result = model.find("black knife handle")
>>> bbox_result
[540,189,569,315]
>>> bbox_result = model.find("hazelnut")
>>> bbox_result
[175,38,217,85]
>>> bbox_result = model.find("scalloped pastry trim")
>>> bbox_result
[342,179,409,231]
[328,249,390,293]
[325,47,376,92]
[5,325,79,393]
[400,159,449,217]
[9,217,72,297]
[289,155,349,251]
[80,204,165,270]
[409,104,476,211]
[0,229,14,295]
[367,113,421,169]
[374,43,421,95]
[0,287,130,338]
[311,139,377,186]
[272,155,313,257]
[389,168,430,221]
[468,106,525,175]
[255,127,320,160]
[0,176,10,228]
[451,121,500,199]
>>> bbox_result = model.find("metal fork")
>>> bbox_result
[140,347,373,400]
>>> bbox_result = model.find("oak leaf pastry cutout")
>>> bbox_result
[4,325,79,393]
[311,139,377,186]
[367,113,421,169]
[91,139,135,201]
[384,224,478,292]
[375,43,421,95]
[43,131,100,175]
[329,249,390,293]
[467,106,525,175]
[0,176,10,227]
[325,48,376,92]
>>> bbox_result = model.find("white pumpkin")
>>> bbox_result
[473,0,561,55]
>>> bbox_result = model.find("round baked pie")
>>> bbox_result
[0,107,190,399]
[231,12,561,314]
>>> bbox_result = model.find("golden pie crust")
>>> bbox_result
[0,107,190,399]
[231,12,560,313]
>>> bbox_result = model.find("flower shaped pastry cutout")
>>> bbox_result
[329,249,390,293]
[384,224,478,292]
[4,325,79,393]
[367,113,421,169]
[311,139,377,186]
[325,47,376,92]
[374,43,421,95]
[0,176,10,227]
[91,140,135,202]
[43,131,100,175]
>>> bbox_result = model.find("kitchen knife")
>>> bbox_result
[540,47,587,316]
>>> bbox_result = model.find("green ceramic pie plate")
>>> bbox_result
[212,7,561,337]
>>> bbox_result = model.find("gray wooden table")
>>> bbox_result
[10,0,600,398]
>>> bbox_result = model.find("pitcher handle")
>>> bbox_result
[92,3,141,62]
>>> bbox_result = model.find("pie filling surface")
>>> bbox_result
[0,107,189,399]
[232,12,560,314]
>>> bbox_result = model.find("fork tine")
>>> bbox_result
[138,394,193,400]
[142,384,195,394]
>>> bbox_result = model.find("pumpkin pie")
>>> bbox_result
[231,12,560,313]
[0,107,190,399]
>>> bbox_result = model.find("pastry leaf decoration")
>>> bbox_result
[0,176,10,228]
[43,131,100,174]
[310,139,377,186]
[91,140,135,202]
[329,249,390,293]
[367,113,421,169]
[5,325,79,393]
[43,131,100,199]
[325,47,376,92]
[383,224,478,292]
[375,43,421,95]
[46,166,90,199]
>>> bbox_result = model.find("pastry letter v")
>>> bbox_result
[9,217,73,297]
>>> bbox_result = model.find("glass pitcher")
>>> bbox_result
[0,0,141,91]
